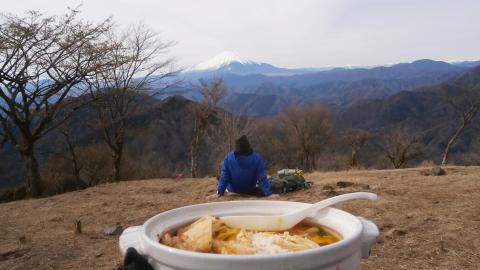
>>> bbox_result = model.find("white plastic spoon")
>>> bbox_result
[220,192,378,231]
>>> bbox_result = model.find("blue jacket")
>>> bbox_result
[217,152,272,196]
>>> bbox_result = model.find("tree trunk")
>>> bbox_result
[190,155,198,178]
[190,135,199,178]
[351,147,358,168]
[20,146,44,197]
[190,116,206,178]
[112,148,123,182]
[442,121,466,166]
[73,168,84,189]
[302,151,309,172]
[71,153,84,189]
[72,157,85,189]
[64,133,85,189]
[311,152,316,171]
[304,153,310,171]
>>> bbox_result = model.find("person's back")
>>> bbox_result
[207,136,272,199]
[220,151,270,195]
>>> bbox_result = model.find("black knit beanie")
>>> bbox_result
[234,135,253,157]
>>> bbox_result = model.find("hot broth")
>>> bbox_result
[159,216,341,255]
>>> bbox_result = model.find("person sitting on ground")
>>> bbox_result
[206,135,275,199]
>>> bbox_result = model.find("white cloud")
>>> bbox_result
[4,0,479,68]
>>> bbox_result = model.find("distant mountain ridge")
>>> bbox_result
[451,60,480,68]
[336,66,480,163]
[160,58,473,116]
[183,52,477,79]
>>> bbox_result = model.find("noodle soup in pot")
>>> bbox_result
[158,216,341,255]
[119,200,379,270]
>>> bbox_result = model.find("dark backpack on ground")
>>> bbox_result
[268,169,313,194]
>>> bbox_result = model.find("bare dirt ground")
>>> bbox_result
[1,166,479,270]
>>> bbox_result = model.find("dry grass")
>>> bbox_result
[1,166,479,269]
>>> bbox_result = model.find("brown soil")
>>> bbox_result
[1,166,479,269]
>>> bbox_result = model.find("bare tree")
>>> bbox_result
[88,24,177,181]
[279,104,333,171]
[220,112,252,151]
[59,127,85,189]
[441,85,480,166]
[202,108,253,176]
[341,128,371,168]
[217,103,253,153]
[77,144,112,186]
[189,78,226,177]
[199,79,226,108]
[251,117,296,171]
[377,126,423,168]
[461,136,480,165]
[42,124,85,190]
[0,10,111,197]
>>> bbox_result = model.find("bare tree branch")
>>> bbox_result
[88,23,178,181]
[189,78,226,177]
[376,126,423,168]
[441,84,480,165]
[0,10,112,196]
[341,128,371,168]
[279,104,333,171]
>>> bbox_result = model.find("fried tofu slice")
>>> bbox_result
[179,216,214,252]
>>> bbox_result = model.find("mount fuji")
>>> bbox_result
[183,51,318,77]
[190,51,256,71]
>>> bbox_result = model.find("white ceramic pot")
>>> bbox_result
[119,200,379,270]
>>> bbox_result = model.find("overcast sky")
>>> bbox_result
[4,0,480,69]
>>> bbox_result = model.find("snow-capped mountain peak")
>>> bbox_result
[192,51,256,71]
[183,51,313,76]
